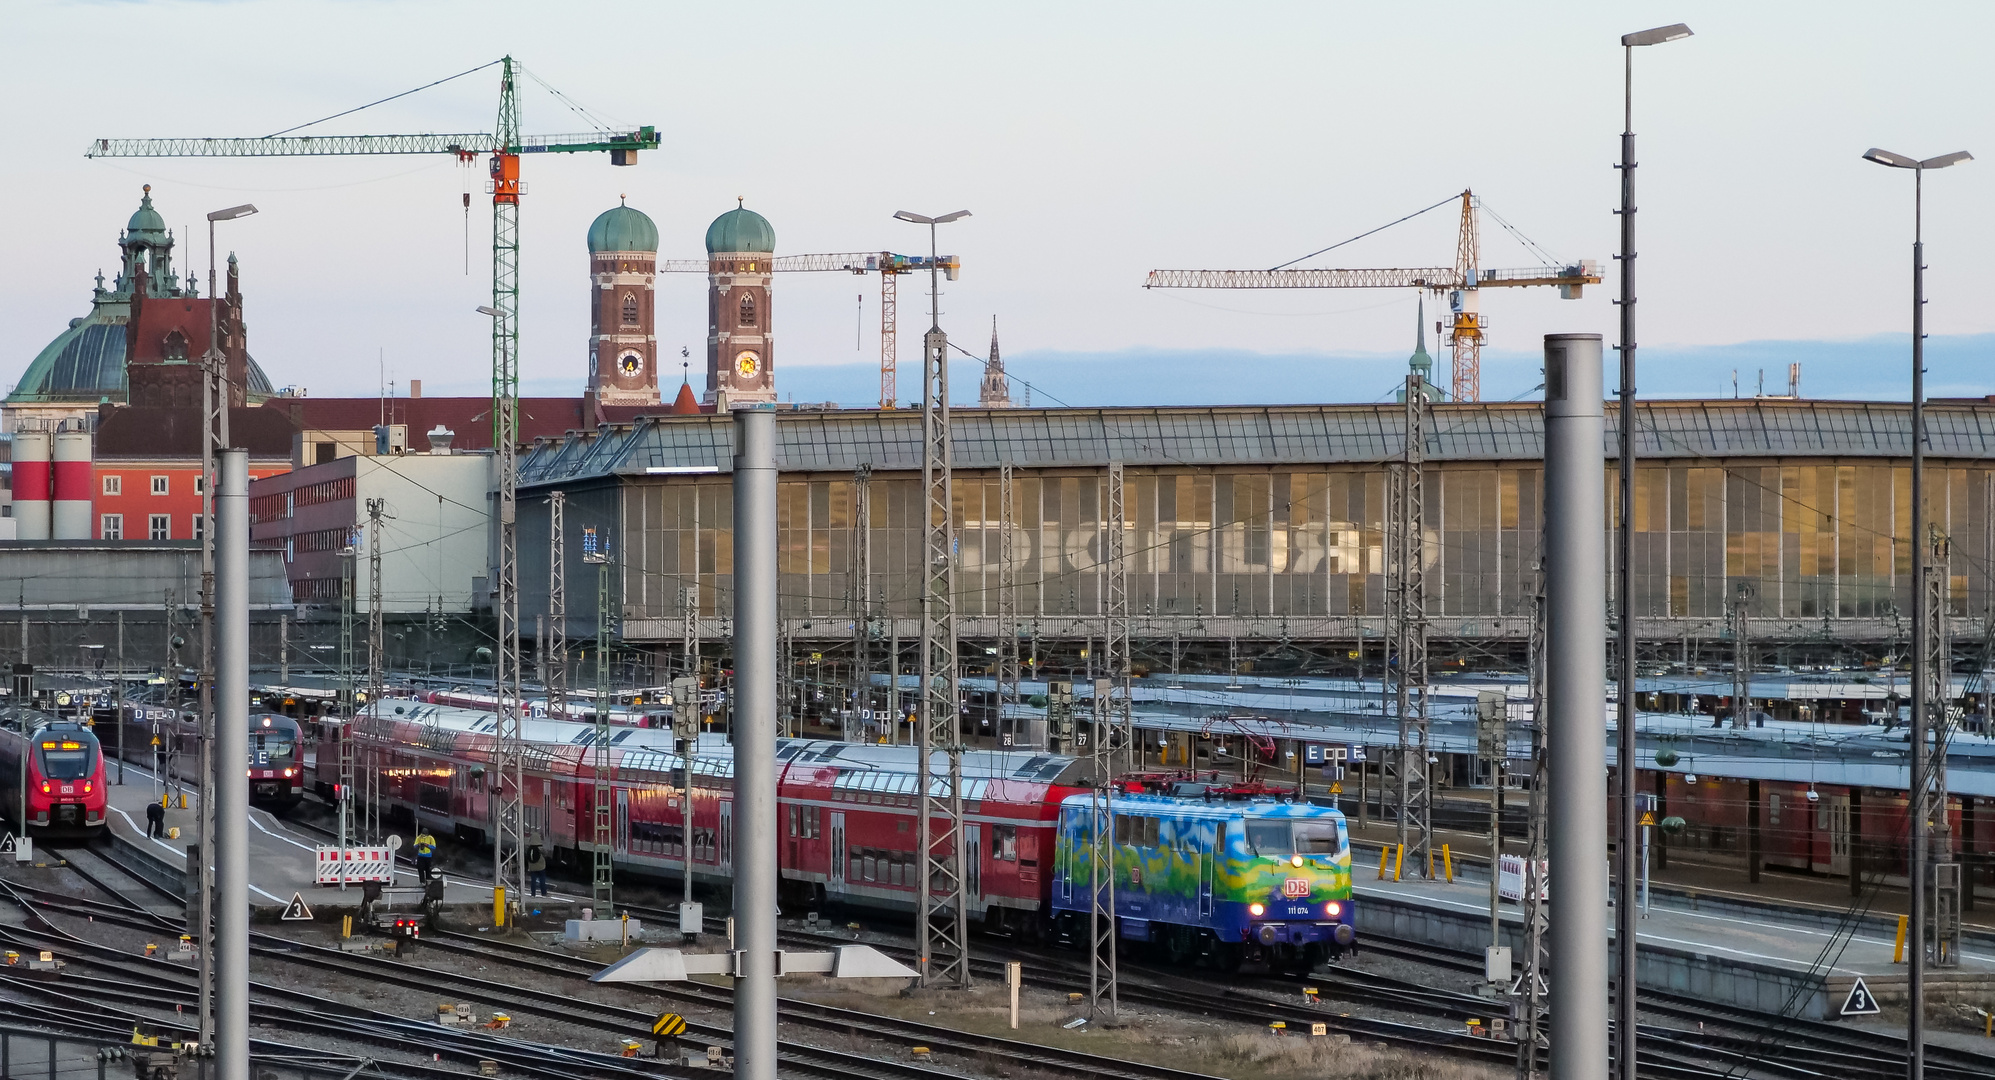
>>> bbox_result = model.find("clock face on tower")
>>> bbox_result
[734,350,760,380]
[618,352,642,378]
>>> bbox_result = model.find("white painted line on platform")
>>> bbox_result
[1667,907,1995,968]
[112,806,289,907]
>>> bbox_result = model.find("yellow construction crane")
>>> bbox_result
[1144,191,1599,402]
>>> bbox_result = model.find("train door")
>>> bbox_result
[829,811,846,888]
[1197,822,1215,918]
[719,800,734,875]
[615,787,630,855]
[1826,795,1850,876]
[964,824,982,909]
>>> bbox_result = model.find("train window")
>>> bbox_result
[1294,821,1341,855]
[788,804,799,837]
[990,824,1018,861]
[1768,794,1781,826]
[805,805,821,839]
[1245,819,1293,857]
[38,742,95,779]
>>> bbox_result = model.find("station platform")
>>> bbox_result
[1347,835,1995,1021]
[97,766,583,917]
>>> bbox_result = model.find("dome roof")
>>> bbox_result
[7,316,275,406]
[127,186,166,237]
[705,201,775,254]
[587,203,658,254]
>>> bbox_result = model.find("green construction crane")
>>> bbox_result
[88,55,659,912]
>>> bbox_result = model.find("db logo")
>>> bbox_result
[1282,878,1311,898]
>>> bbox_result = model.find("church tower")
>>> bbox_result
[978,317,1013,407]
[704,200,776,406]
[586,200,660,406]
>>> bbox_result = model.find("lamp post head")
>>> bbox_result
[1622,23,1692,47]
[1865,148,1972,171]
[893,210,971,225]
[475,305,501,317]
[206,204,258,222]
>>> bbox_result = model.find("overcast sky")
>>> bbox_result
[5,1,1992,406]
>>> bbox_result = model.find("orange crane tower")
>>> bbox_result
[1145,191,1599,401]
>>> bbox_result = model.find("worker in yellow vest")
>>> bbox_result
[413,830,437,884]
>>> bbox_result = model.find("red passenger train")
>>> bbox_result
[323,700,1087,931]
[0,708,107,838]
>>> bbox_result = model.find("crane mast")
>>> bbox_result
[87,55,659,916]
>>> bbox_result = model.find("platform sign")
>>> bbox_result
[1839,977,1880,1017]
[281,893,314,921]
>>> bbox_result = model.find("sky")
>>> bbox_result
[4,1,1993,408]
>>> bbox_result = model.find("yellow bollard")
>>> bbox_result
[1893,914,1908,964]
[1376,846,1390,880]
[1442,844,1454,883]
[342,915,353,940]
[494,887,508,928]
[177,793,189,810]
[1392,844,1405,882]
[1985,1010,1991,1038]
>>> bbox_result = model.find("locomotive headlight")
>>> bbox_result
[40,782,50,794]
[1291,855,1303,868]
[283,768,296,778]
[1249,903,1265,917]
[1325,901,1342,918]
[83,782,92,794]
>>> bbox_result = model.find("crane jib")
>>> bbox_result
[85,128,660,159]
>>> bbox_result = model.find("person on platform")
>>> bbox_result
[526,833,549,897]
[424,873,445,920]
[413,830,437,884]
[145,797,166,839]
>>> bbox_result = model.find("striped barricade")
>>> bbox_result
[314,845,395,885]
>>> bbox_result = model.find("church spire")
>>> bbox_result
[979,315,1013,408]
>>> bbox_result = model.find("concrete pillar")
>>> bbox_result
[729,407,777,1080]
[1543,334,1607,1080]
[215,449,250,1080]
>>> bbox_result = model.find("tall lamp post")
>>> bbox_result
[892,207,974,990]
[1612,25,1689,1080]
[1863,144,1971,1080]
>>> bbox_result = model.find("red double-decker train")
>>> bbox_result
[0,708,108,838]
[317,699,1084,933]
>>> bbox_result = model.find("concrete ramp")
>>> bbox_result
[592,945,916,983]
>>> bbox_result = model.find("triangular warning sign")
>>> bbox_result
[281,892,314,921]
[1840,976,1880,1016]
[0,833,16,855]
[1639,811,1656,827]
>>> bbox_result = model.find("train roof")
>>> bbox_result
[1058,790,1344,819]
[365,700,1093,791]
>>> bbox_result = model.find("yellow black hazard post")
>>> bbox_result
[652,1012,688,1059]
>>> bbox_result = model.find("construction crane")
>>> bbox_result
[87,56,659,912]
[1144,191,1598,402]
[663,251,958,407]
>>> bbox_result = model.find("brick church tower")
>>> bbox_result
[586,200,660,407]
[704,200,776,406]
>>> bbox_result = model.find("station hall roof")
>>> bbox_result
[518,398,1995,487]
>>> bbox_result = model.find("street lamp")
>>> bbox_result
[1611,25,1690,1080]
[1864,143,1970,1080]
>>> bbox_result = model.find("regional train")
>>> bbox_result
[317,699,1357,969]
[103,706,307,812]
[0,707,108,838]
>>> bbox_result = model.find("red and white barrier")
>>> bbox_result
[314,846,394,885]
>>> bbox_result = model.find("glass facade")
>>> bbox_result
[612,460,1994,633]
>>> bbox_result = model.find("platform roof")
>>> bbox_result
[518,399,1995,488]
